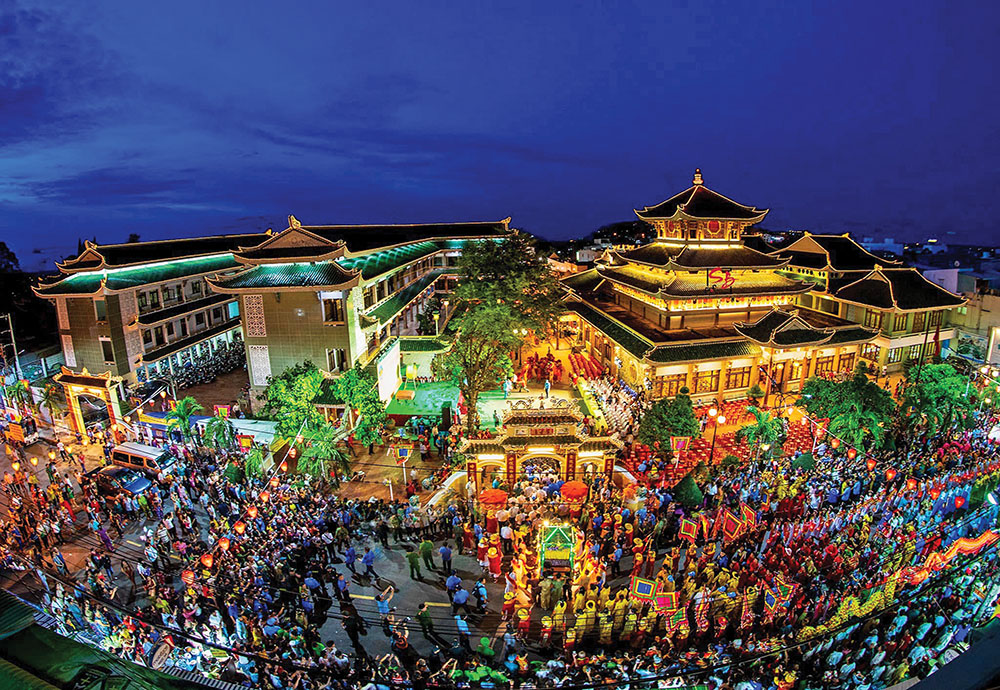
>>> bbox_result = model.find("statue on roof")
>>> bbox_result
[287,215,302,230]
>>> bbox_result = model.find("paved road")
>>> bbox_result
[0,432,516,662]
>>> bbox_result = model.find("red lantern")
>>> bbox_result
[930,488,941,500]
[287,447,297,459]
[270,476,280,488]
[200,553,214,569]
[181,569,195,585]
[280,460,289,471]
[848,448,857,460]
[956,496,966,509]
[906,477,916,490]
[885,468,897,481]
[234,521,246,535]
[260,491,270,503]
[831,438,841,449]
[218,537,230,552]
[247,505,258,519]
[866,458,876,471]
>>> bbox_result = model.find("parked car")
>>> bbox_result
[89,466,152,498]
[110,442,178,478]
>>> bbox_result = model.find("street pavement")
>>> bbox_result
[0,428,515,662]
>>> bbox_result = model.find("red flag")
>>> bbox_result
[700,514,712,540]
[721,509,745,542]
[740,503,757,530]
[679,517,699,543]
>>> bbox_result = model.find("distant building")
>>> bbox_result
[860,236,905,256]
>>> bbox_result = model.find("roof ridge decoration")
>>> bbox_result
[234,219,347,265]
[634,169,768,222]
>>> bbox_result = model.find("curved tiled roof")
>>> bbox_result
[57,233,271,272]
[830,267,965,311]
[618,243,786,270]
[635,183,767,221]
[208,261,360,292]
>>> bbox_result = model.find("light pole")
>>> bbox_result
[433,311,440,336]
[707,407,726,463]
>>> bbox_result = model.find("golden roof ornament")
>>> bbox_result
[287,215,302,230]
[692,168,704,186]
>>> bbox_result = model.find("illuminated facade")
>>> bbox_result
[208,216,511,405]
[561,170,965,400]
[33,234,268,383]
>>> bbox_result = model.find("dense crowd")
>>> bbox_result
[4,382,1000,689]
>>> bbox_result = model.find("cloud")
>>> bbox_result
[0,3,121,147]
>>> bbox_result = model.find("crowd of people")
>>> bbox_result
[3,375,1000,689]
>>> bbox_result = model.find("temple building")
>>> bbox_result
[207,216,511,403]
[561,170,965,400]
[33,234,269,381]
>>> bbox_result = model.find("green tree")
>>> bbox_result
[902,363,977,433]
[798,369,896,450]
[637,386,700,453]
[260,361,326,439]
[244,445,265,479]
[37,384,64,425]
[432,303,519,434]
[166,396,204,443]
[455,233,563,336]
[746,383,765,406]
[673,473,704,509]
[298,422,351,483]
[4,382,31,413]
[204,414,237,450]
[416,295,443,336]
[330,364,387,451]
[735,406,785,451]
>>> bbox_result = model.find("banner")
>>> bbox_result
[213,405,231,418]
[236,434,254,450]
[679,517,699,543]
[629,575,657,601]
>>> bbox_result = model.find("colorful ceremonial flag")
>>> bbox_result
[721,509,745,542]
[693,594,711,631]
[740,589,756,629]
[740,503,756,530]
[700,514,712,540]
[663,605,688,634]
[629,575,657,601]
[679,517,699,543]
[653,585,679,612]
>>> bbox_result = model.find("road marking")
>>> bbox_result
[426,602,451,607]
[125,540,141,547]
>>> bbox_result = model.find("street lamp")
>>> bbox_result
[433,311,440,336]
[708,409,725,463]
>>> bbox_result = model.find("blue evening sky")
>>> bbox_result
[1,0,998,271]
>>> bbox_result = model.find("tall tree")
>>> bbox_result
[454,233,563,335]
[260,361,327,439]
[798,368,895,450]
[432,303,519,434]
[37,384,65,426]
[735,406,785,451]
[902,363,977,433]
[166,396,204,443]
[637,386,700,454]
[204,414,237,450]
[329,363,387,451]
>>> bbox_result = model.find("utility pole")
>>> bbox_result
[0,313,23,381]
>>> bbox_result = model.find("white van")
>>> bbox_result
[110,441,178,478]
